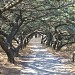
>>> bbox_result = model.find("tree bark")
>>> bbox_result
[0,36,15,63]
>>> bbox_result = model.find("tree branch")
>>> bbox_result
[0,0,23,14]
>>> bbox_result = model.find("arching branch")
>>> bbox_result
[0,0,23,14]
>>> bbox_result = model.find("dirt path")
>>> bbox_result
[0,37,75,75]
[20,37,75,75]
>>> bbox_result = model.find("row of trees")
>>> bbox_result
[0,0,75,63]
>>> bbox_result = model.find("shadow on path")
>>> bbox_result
[20,37,75,75]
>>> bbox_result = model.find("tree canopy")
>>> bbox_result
[0,0,75,63]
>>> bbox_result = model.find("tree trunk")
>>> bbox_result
[0,36,15,63]
[35,33,37,38]
[46,32,53,46]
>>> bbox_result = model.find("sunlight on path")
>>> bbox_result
[20,37,75,75]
